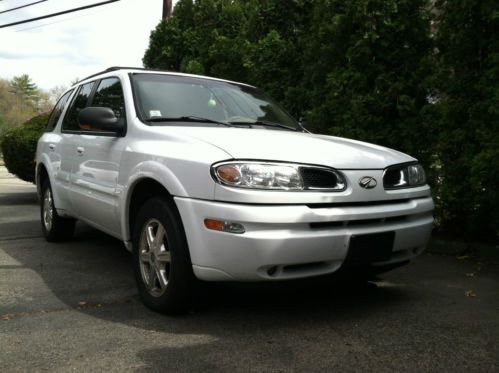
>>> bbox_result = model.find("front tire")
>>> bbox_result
[132,196,195,314]
[40,179,76,242]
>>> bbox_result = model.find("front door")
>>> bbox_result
[70,134,124,235]
[64,77,127,236]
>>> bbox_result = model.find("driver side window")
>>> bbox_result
[91,77,126,120]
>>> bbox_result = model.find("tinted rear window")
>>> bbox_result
[46,89,74,131]
[62,82,95,131]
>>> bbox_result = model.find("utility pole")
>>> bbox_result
[162,0,172,19]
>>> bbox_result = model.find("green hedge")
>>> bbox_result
[0,113,49,183]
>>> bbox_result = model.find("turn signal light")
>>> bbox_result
[204,219,245,234]
[204,219,224,231]
[216,164,242,184]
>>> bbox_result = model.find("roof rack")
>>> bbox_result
[74,66,253,88]
[76,66,169,85]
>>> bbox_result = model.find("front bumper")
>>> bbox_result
[175,196,434,281]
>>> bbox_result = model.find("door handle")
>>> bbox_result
[49,144,56,151]
[76,147,85,156]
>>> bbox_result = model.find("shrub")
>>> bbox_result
[143,0,499,241]
[430,0,499,240]
[0,112,49,183]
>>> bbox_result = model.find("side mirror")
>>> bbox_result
[78,107,124,132]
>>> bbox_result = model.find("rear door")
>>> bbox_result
[40,89,74,212]
[68,77,127,236]
[59,82,96,215]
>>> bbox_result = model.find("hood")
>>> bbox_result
[162,126,415,169]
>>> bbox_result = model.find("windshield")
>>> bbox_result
[131,73,301,130]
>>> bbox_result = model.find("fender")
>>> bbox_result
[119,160,189,248]
[35,159,47,197]
[35,155,69,211]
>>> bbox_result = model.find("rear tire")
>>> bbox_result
[132,196,195,315]
[40,179,76,242]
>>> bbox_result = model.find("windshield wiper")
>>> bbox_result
[145,116,298,131]
[228,120,298,131]
[145,116,232,127]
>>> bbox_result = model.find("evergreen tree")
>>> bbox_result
[142,0,499,240]
[10,74,41,111]
[432,0,499,238]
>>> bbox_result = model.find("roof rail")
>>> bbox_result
[76,66,168,85]
[73,66,250,88]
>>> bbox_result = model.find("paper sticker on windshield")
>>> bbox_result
[149,110,162,118]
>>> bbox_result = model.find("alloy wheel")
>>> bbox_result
[43,188,53,232]
[138,218,171,297]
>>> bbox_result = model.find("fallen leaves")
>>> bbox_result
[1,298,133,321]
[2,313,14,321]
[464,263,482,278]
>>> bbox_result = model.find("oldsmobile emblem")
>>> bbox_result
[359,176,377,189]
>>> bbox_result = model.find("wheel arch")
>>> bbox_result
[122,168,187,251]
[35,155,54,199]
[36,162,49,197]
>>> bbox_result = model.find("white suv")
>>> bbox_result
[36,67,434,314]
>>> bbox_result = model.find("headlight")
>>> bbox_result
[212,161,346,191]
[383,163,426,189]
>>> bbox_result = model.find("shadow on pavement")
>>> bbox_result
[3,216,408,321]
[0,192,38,206]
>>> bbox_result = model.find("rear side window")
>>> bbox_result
[62,82,95,132]
[91,78,126,120]
[46,89,73,132]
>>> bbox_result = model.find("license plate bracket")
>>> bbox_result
[343,231,395,266]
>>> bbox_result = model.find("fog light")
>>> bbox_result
[204,219,245,234]
[267,266,278,276]
[224,222,246,234]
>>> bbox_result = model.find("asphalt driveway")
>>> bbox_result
[0,165,498,372]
